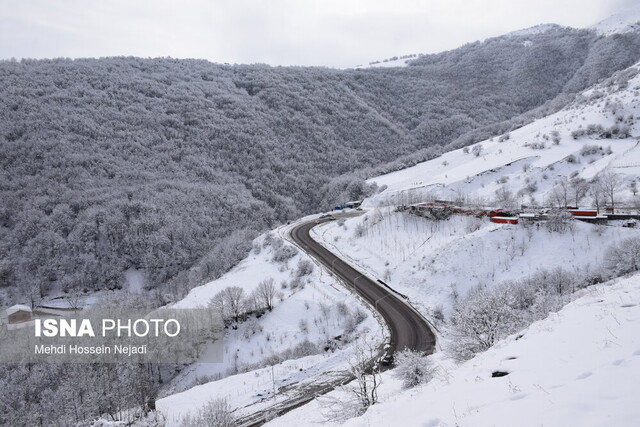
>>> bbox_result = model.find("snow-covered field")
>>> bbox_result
[270,273,640,427]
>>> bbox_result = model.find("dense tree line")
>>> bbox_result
[1,27,640,304]
[0,362,162,426]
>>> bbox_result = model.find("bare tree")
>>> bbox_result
[569,177,589,207]
[394,350,435,389]
[256,278,276,311]
[223,286,245,322]
[295,259,314,277]
[348,339,382,412]
[209,286,246,322]
[66,284,84,310]
[317,338,382,422]
[590,177,606,214]
[208,291,228,320]
[604,237,640,276]
[180,398,236,427]
[545,210,574,233]
[245,290,261,313]
[450,286,523,360]
[546,267,577,295]
[494,186,517,210]
[597,169,621,212]
[548,178,569,208]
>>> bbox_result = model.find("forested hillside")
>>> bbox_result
[2,26,640,304]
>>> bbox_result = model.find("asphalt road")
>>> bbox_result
[290,215,436,357]
[239,214,436,426]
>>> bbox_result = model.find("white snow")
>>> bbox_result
[365,56,413,68]
[591,4,640,36]
[270,273,640,427]
[504,23,561,38]
[155,42,640,427]
[158,349,357,425]
[259,61,640,427]
[5,304,31,315]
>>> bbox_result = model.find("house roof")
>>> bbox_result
[6,304,32,315]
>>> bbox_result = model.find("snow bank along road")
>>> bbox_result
[291,215,436,357]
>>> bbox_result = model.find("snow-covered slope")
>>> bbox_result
[358,54,416,69]
[157,217,384,424]
[366,62,640,208]
[270,273,640,427]
[313,210,640,319]
[591,4,640,36]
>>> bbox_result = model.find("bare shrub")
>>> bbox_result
[295,259,314,277]
[272,244,298,263]
[180,398,235,427]
[604,237,640,277]
[394,350,436,389]
[545,210,574,233]
[450,286,523,361]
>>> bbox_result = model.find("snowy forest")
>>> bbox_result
[2,26,640,309]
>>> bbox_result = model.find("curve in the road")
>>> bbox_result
[290,216,436,357]
[239,215,436,426]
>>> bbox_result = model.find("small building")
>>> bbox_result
[491,216,519,225]
[6,305,32,324]
[568,209,598,217]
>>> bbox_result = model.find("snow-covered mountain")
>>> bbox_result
[366,61,640,209]
[591,5,640,36]
[360,4,640,69]
[148,39,640,427]
[360,54,416,68]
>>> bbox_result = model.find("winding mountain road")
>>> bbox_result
[238,213,436,426]
[290,214,436,356]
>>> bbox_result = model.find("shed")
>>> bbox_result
[6,305,32,324]
[491,216,519,225]
[568,209,598,217]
